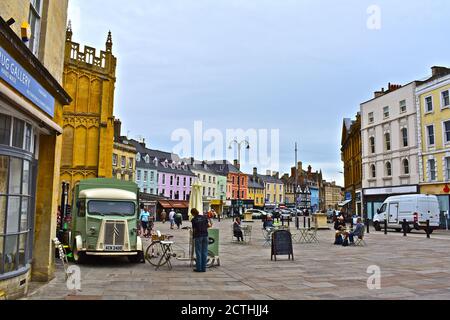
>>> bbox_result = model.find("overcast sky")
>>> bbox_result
[68,0,450,186]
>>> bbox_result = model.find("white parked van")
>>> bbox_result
[372,194,440,233]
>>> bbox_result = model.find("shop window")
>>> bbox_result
[25,124,32,153]
[12,119,25,149]
[0,154,34,276]
[0,114,11,146]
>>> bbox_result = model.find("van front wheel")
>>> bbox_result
[373,221,381,231]
[128,251,144,263]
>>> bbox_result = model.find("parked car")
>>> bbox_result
[372,194,440,233]
[244,209,272,220]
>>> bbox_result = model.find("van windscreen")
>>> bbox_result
[88,201,135,216]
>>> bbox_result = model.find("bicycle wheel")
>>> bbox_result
[145,242,168,267]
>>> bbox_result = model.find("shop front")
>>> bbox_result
[420,184,450,229]
[363,185,419,220]
[158,200,190,220]
[0,18,71,299]
[210,199,223,216]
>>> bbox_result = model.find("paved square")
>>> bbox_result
[25,220,450,300]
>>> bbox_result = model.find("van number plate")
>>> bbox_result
[105,245,123,251]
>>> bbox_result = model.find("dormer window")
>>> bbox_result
[153,157,158,166]
[136,153,141,162]
[164,160,169,168]
[145,155,150,164]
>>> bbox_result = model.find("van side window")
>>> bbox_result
[379,204,387,213]
[77,200,86,217]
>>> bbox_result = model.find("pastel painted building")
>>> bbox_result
[129,139,159,195]
[157,159,195,201]
[416,66,450,227]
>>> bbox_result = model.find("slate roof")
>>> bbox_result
[129,139,195,176]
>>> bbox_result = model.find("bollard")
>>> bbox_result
[384,219,388,235]
[308,217,311,230]
[403,219,407,237]
[296,216,299,230]
[303,216,306,228]
[426,220,430,239]
[366,219,370,234]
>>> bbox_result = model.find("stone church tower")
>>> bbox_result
[60,23,116,193]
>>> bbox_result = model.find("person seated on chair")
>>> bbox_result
[233,217,244,242]
[265,215,274,229]
[345,218,364,245]
[334,215,346,245]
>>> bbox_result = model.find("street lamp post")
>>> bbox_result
[229,140,250,217]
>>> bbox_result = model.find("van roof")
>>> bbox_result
[79,188,137,200]
[385,194,437,201]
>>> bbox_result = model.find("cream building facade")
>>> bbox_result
[361,82,420,220]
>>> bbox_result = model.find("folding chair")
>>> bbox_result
[243,225,252,244]
[354,229,366,247]
[306,226,319,243]
[262,227,273,247]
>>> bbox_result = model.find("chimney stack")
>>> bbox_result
[388,83,402,92]
[253,167,257,177]
[266,170,271,176]
[297,161,303,173]
[374,87,385,98]
[114,119,121,140]
[291,166,296,177]
[431,66,450,78]
[308,165,312,173]
[139,138,146,148]
[233,159,240,170]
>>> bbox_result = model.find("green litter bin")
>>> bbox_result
[208,228,219,258]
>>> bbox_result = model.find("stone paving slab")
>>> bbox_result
[24,220,450,300]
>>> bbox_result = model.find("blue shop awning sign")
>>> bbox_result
[0,46,55,117]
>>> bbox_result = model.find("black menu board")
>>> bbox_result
[271,230,294,261]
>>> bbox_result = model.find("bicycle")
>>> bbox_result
[145,230,217,268]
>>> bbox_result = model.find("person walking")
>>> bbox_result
[191,208,211,272]
[175,211,183,229]
[161,209,167,223]
[139,207,150,237]
[169,208,176,229]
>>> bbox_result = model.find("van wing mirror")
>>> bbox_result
[377,209,380,214]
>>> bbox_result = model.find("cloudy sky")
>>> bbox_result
[68,0,450,186]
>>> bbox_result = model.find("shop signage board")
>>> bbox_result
[271,230,294,261]
[0,46,55,117]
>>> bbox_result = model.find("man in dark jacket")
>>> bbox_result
[191,208,210,272]
[347,218,364,244]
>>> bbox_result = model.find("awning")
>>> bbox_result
[169,200,189,209]
[158,200,172,209]
[338,200,351,207]
[210,200,222,205]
